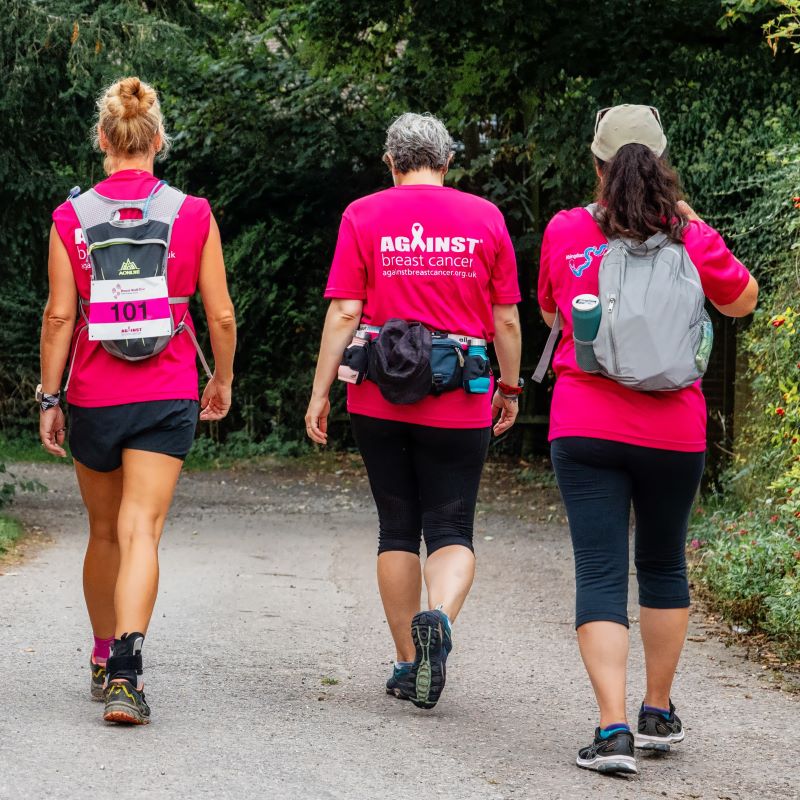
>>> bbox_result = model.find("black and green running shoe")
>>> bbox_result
[103,632,149,725]
[104,680,151,725]
[408,609,452,710]
[90,658,106,701]
[635,700,685,751]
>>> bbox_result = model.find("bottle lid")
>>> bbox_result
[572,294,600,310]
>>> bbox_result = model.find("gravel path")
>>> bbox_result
[0,462,796,800]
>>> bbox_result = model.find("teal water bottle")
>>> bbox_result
[572,294,601,373]
[695,317,714,373]
[466,344,491,393]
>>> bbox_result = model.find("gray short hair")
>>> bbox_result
[384,112,454,173]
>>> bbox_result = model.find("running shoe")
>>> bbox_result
[103,679,151,725]
[635,700,685,751]
[408,609,452,710]
[90,658,106,701]
[385,662,413,700]
[576,728,637,775]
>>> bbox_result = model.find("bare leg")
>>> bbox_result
[113,449,183,636]
[377,552,422,662]
[576,621,629,728]
[639,606,689,709]
[423,544,475,622]
[74,462,123,641]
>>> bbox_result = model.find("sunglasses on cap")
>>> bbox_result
[594,105,663,135]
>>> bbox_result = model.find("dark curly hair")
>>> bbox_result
[594,143,687,242]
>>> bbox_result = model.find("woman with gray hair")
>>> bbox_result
[306,112,522,709]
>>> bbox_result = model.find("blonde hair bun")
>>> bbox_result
[116,77,155,120]
[95,76,171,170]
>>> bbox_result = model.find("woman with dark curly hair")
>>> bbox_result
[537,105,758,774]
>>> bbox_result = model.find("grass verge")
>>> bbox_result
[0,515,24,556]
[689,496,800,664]
[0,436,61,464]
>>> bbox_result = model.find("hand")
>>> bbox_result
[200,375,232,421]
[305,394,331,445]
[492,390,519,437]
[677,200,702,223]
[40,406,67,457]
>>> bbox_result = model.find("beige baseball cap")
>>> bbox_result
[591,104,667,161]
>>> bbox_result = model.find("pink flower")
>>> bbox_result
[690,538,701,550]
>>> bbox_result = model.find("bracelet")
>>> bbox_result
[35,383,61,412]
[497,378,524,397]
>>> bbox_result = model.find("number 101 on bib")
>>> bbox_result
[88,276,173,341]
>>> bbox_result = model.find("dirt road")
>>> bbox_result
[0,462,795,799]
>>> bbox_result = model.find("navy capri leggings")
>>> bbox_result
[351,414,491,556]
[550,437,705,629]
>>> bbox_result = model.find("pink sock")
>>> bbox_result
[92,635,114,664]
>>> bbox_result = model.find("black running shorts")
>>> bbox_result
[69,400,199,472]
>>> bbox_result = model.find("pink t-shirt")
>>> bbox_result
[52,169,211,408]
[537,207,752,452]
[325,184,521,428]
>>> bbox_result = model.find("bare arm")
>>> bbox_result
[712,275,759,318]
[491,303,522,436]
[305,298,364,445]
[39,225,77,457]
[540,308,557,328]
[677,200,759,318]
[197,215,236,421]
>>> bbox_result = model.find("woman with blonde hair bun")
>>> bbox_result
[39,76,236,725]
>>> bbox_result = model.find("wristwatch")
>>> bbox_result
[497,378,524,399]
[35,384,61,412]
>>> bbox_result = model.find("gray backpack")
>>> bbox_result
[534,205,713,391]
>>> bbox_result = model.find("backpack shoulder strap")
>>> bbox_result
[69,189,111,237]
[532,310,561,384]
[144,184,185,228]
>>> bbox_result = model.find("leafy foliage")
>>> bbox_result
[1,0,799,646]
[722,0,800,52]
[687,8,800,655]
[1,0,798,459]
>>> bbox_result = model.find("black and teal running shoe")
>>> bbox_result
[408,609,452,710]
[386,662,413,700]
[635,700,684,751]
[576,728,637,774]
[90,658,106,701]
[104,680,151,725]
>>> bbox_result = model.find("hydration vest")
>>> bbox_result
[66,182,211,386]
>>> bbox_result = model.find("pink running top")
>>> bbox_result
[325,184,521,428]
[52,170,211,407]
[538,207,752,452]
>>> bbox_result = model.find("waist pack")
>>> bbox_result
[338,319,491,404]
[534,205,713,392]
[67,181,211,384]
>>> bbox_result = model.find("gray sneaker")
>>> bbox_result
[576,729,637,774]
[635,700,685,751]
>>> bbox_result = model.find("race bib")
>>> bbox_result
[88,276,172,341]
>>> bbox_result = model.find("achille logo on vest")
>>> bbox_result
[380,223,481,279]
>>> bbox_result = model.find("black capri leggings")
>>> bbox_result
[350,414,491,556]
[550,437,705,629]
